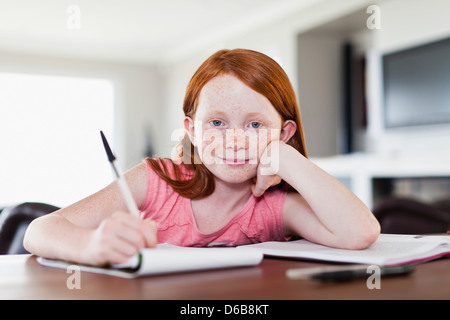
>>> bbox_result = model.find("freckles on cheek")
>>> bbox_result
[254,129,281,159]
[200,129,224,163]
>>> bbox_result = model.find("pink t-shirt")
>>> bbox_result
[139,159,288,247]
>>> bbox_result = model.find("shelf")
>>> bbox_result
[311,152,450,209]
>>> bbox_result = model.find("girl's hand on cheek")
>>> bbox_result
[251,141,283,197]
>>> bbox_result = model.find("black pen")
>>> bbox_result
[100,131,140,217]
[100,131,142,269]
[287,264,414,282]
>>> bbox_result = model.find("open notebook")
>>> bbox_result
[241,234,450,266]
[37,245,263,278]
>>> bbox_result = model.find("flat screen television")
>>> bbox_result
[382,37,450,128]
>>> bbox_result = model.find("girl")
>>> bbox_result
[24,49,380,266]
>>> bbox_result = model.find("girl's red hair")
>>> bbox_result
[147,48,307,199]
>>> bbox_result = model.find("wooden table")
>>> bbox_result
[0,254,448,300]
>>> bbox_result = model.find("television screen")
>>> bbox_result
[383,37,450,128]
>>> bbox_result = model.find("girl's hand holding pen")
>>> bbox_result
[84,212,158,266]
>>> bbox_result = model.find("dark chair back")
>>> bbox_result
[0,202,59,254]
[373,197,450,234]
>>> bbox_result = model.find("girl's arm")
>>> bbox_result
[23,162,157,266]
[252,141,380,249]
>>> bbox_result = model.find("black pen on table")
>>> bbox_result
[286,264,414,282]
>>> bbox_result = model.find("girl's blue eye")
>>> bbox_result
[211,120,222,127]
[250,122,262,129]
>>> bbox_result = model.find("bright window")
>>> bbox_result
[0,73,115,208]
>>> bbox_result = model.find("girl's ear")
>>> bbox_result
[280,120,297,143]
[184,116,197,146]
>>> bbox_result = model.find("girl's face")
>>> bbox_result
[185,74,296,185]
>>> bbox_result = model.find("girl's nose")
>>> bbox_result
[225,128,248,150]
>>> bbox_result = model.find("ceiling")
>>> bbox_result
[0,0,321,65]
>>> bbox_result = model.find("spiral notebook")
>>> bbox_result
[37,244,263,278]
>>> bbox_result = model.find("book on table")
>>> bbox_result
[242,233,450,266]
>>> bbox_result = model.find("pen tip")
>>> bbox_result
[100,130,116,162]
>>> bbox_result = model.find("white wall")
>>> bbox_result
[374,0,450,53]
[0,50,162,169]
